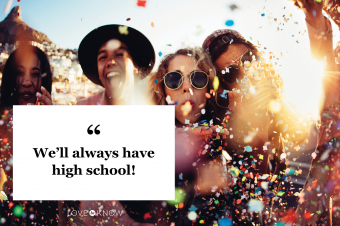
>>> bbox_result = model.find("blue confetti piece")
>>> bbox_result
[179,173,183,180]
[313,10,316,17]
[245,146,252,152]
[261,13,265,16]
[301,145,305,150]
[225,20,234,26]
[230,39,233,44]
[97,102,101,105]
[219,218,233,226]
[236,78,239,83]
[175,101,178,105]
[178,182,182,185]
[188,205,198,211]
[153,79,158,84]
[283,124,288,132]
[158,52,162,57]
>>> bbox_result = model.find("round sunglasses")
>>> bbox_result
[164,70,209,90]
[219,50,260,84]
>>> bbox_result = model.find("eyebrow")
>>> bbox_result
[17,65,41,71]
[97,47,129,56]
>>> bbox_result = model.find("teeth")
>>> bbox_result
[107,72,119,78]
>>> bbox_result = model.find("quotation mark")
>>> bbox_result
[87,125,100,135]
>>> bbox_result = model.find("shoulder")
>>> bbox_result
[76,91,105,105]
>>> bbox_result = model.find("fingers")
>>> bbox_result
[36,88,53,105]
[41,86,52,100]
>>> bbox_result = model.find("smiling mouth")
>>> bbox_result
[106,72,120,78]
[20,93,34,100]
[106,72,122,88]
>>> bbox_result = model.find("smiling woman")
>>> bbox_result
[0,44,53,109]
[0,44,56,225]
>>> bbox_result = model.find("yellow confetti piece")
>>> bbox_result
[213,76,219,90]
[118,26,129,35]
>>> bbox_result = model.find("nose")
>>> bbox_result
[21,74,33,87]
[181,76,191,94]
[106,58,116,68]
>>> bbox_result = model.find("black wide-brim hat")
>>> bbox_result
[78,24,155,87]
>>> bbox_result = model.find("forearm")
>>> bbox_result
[306,15,335,70]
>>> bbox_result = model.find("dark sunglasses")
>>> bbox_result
[164,70,209,90]
[219,51,260,84]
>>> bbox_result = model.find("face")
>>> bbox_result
[165,55,208,125]
[214,43,248,90]
[16,52,42,105]
[97,39,135,99]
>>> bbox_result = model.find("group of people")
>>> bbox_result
[1,0,340,225]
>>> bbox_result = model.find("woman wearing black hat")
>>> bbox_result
[70,24,156,226]
[77,24,155,105]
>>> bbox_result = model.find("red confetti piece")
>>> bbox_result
[8,202,14,209]
[143,212,152,220]
[179,202,184,209]
[304,212,313,220]
[205,93,211,99]
[236,199,242,204]
[137,0,146,7]
[17,0,20,2]
[2,138,8,143]
[126,18,131,21]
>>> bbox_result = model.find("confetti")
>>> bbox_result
[248,199,263,212]
[151,22,154,27]
[143,213,152,219]
[4,0,12,14]
[245,146,252,152]
[137,0,146,7]
[118,26,129,35]
[229,4,238,11]
[219,218,233,226]
[153,79,158,84]
[189,88,193,95]
[126,18,131,21]
[225,20,234,26]
[213,76,219,90]
[158,52,162,57]
[188,211,197,220]
[166,95,172,105]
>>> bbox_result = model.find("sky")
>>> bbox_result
[1,0,339,113]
